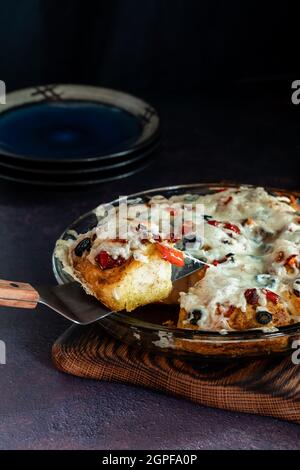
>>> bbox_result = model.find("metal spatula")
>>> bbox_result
[0,256,207,325]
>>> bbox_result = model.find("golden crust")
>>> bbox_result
[178,299,292,331]
[228,301,291,330]
[282,290,300,317]
[71,243,172,312]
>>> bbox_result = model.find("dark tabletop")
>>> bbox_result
[0,85,299,450]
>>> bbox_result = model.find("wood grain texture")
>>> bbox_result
[0,298,37,309]
[0,279,39,308]
[52,323,300,424]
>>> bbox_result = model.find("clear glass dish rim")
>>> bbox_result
[52,181,300,343]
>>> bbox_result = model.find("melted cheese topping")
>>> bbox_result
[79,196,203,264]
[179,187,300,330]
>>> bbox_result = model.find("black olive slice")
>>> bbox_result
[189,309,203,325]
[74,237,92,257]
[256,310,273,325]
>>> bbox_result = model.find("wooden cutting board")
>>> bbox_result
[52,323,300,423]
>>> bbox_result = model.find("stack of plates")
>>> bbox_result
[0,85,160,186]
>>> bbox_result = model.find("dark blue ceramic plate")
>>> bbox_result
[0,134,160,174]
[0,141,159,186]
[0,101,142,160]
[0,85,160,166]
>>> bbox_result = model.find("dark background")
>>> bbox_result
[0,0,298,193]
[0,0,297,93]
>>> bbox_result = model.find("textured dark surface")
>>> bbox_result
[0,88,300,450]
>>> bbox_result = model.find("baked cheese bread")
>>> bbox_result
[71,241,172,312]
[55,198,185,312]
[56,186,300,331]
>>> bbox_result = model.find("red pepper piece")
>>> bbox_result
[157,244,185,267]
[244,288,259,305]
[207,220,220,227]
[264,289,279,304]
[224,222,240,234]
[208,219,240,235]
[95,251,126,270]
[285,254,298,267]
[212,253,230,266]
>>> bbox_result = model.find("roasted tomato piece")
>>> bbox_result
[285,254,298,267]
[244,288,259,305]
[95,251,126,270]
[223,222,241,234]
[263,289,279,304]
[207,220,220,227]
[207,219,240,235]
[212,253,234,266]
[157,244,185,267]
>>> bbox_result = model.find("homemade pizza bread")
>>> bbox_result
[56,186,300,331]
[71,242,173,312]
[55,198,186,312]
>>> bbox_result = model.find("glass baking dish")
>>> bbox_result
[52,182,300,359]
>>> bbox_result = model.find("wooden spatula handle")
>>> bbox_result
[0,280,39,309]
